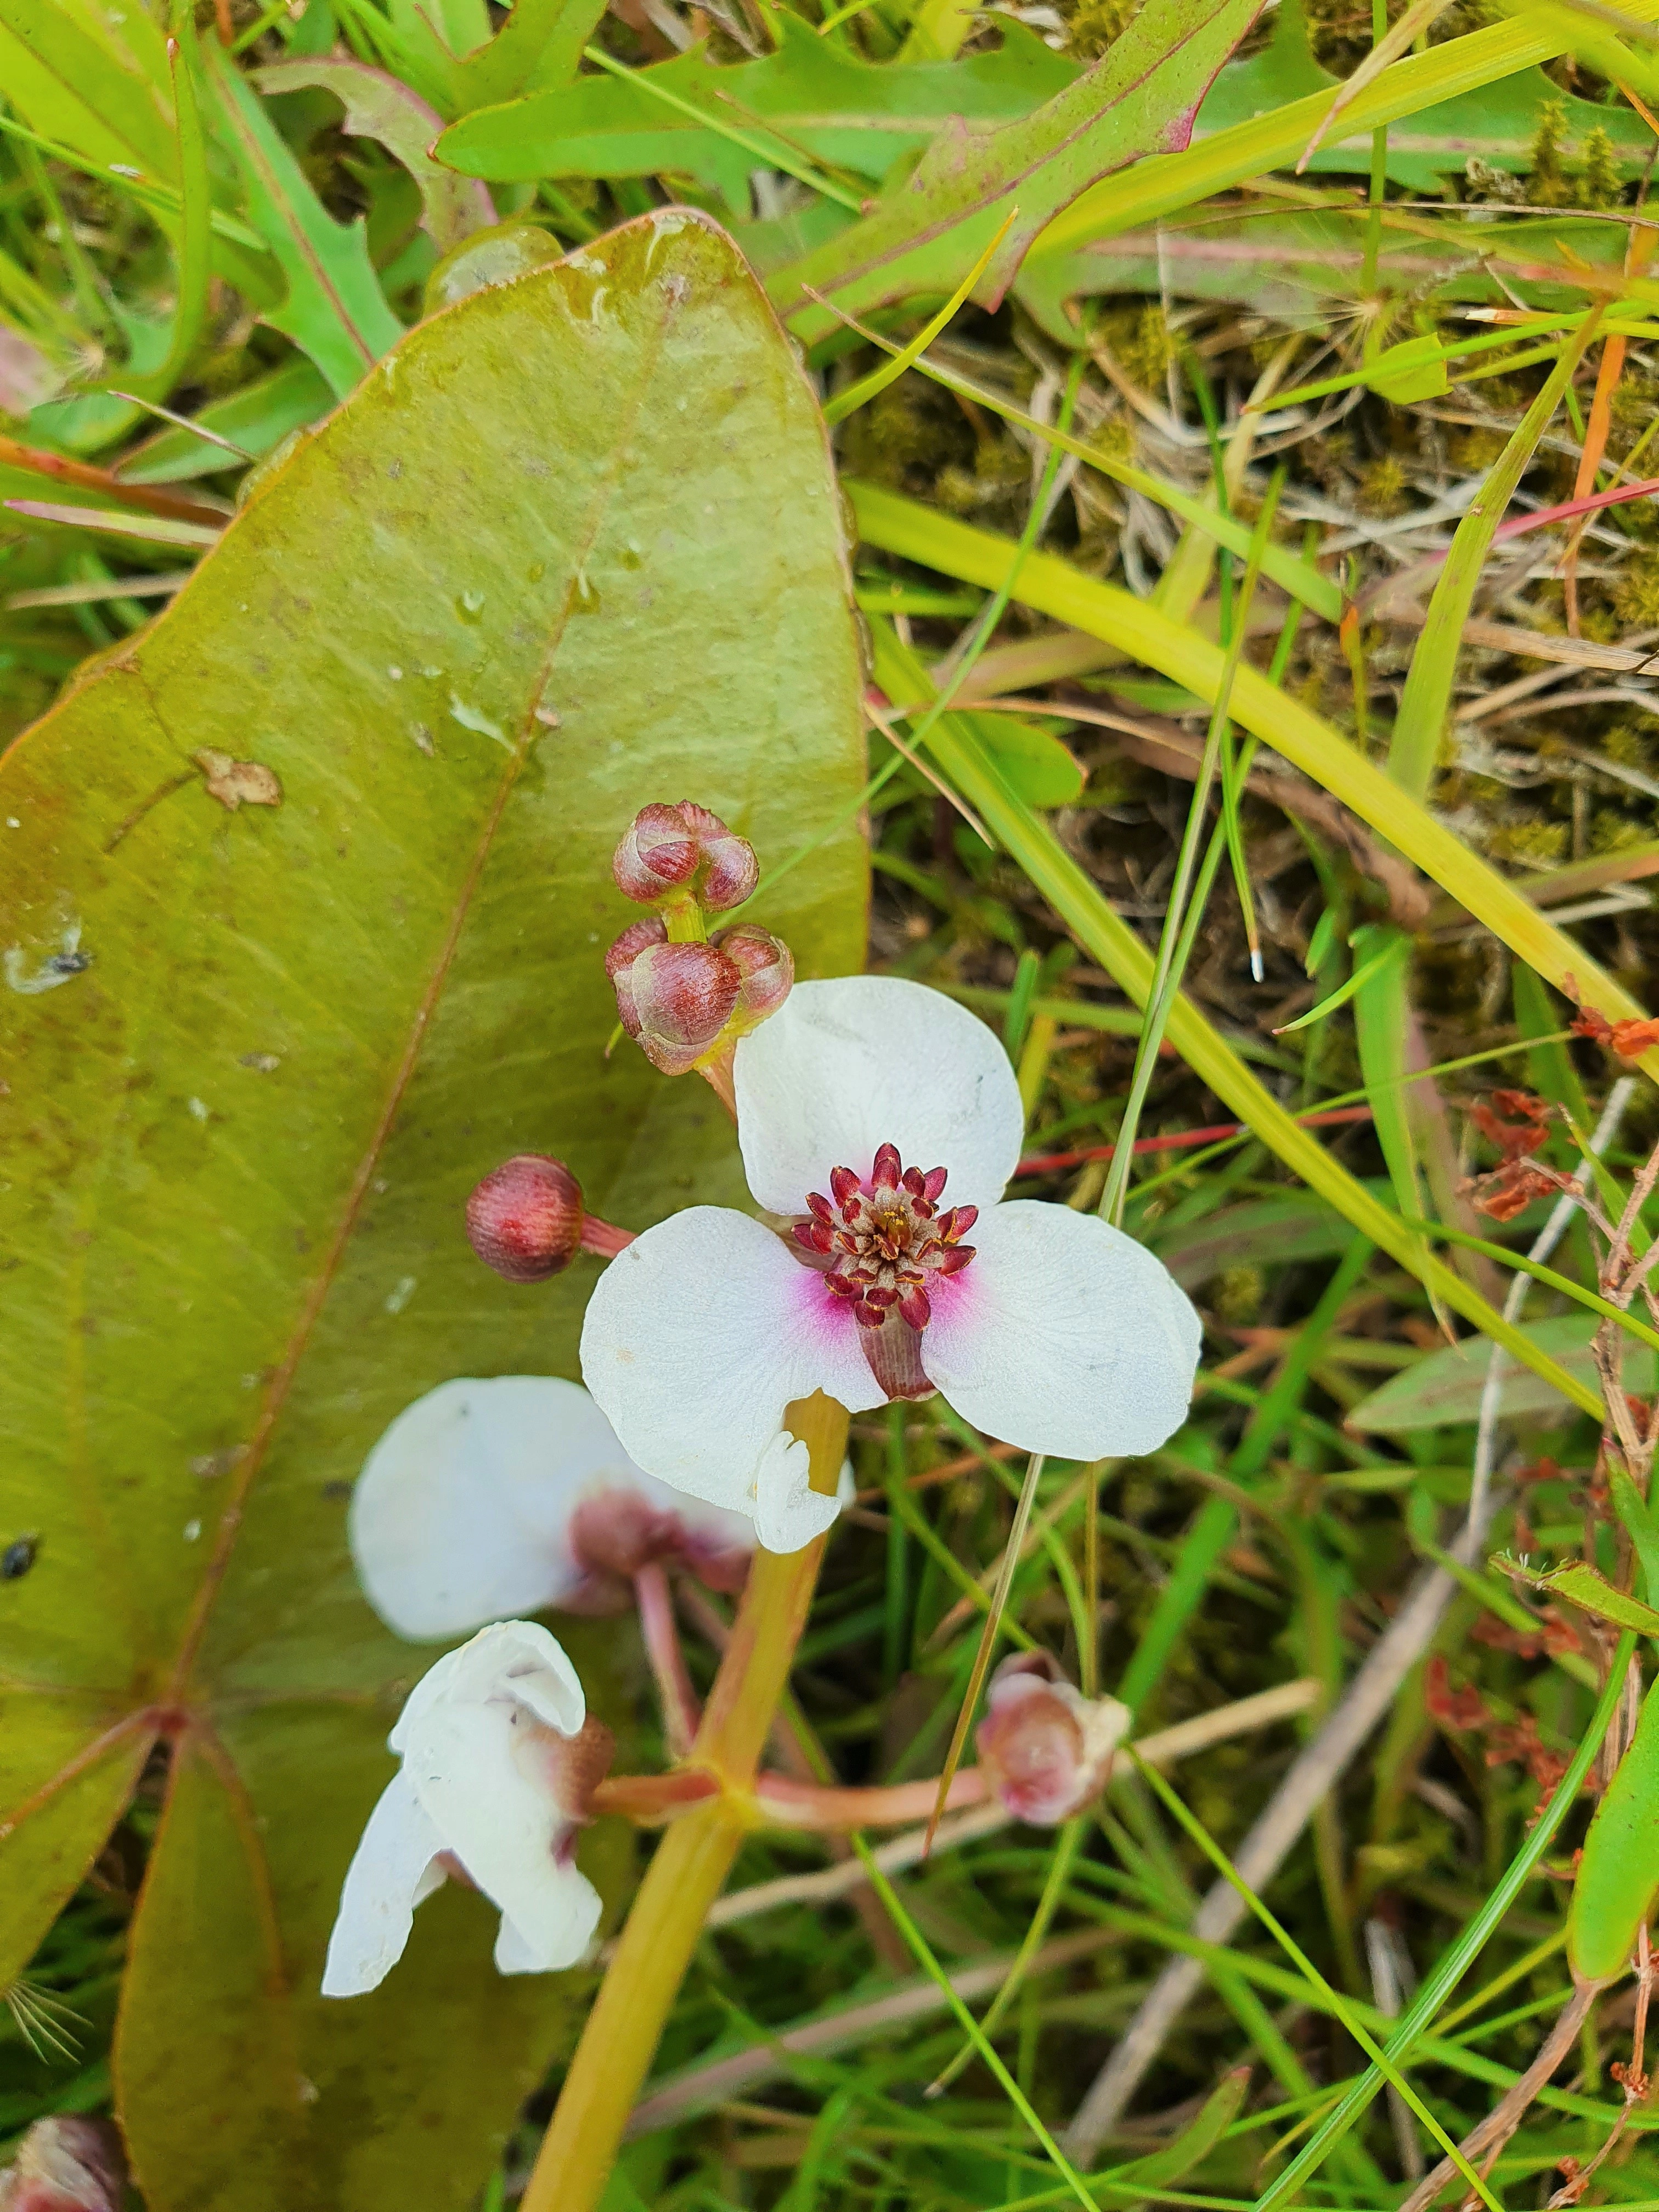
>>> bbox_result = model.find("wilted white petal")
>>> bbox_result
[922,1201,1201,1459]
[752,1430,842,1554]
[321,1768,446,1998]
[580,1206,883,1516]
[493,1910,592,1976]
[351,1375,645,1640]
[403,1700,599,1971]
[390,1618,585,1751]
[735,978,1024,1217]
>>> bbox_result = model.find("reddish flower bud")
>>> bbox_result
[712,922,793,1027]
[466,1155,584,1282]
[605,913,667,982]
[975,1653,1128,1826]
[609,936,740,1076]
[612,802,758,912]
[0,2119,123,2212]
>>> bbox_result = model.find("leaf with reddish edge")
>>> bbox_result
[0,211,866,2212]
[766,0,1263,341]
[253,59,496,255]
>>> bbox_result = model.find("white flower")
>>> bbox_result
[321,1621,608,1996]
[580,977,1201,1549]
[349,1375,755,1640]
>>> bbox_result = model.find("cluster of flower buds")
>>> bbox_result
[975,1652,1130,1825]
[465,1154,631,1283]
[606,803,793,1079]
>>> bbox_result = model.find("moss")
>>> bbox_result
[1357,454,1409,516]
[1602,720,1654,771]
[1069,0,1134,57]
[1592,809,1650,853]
[1527,99,1573,206]
[1449,425,1508,473]
[1488,818,1570,864]
[1212,1266,1265,1324]
[1578,125,1624,210]
[1615,548,1659,627]
[1100,301,1170,391]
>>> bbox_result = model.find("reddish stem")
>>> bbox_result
[580,1214,635,1257]
[590,1769,720,1822]
[0,433,227,527]
[754,1765,989,1830]
[635,1561,701,1758]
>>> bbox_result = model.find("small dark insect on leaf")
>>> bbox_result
[2,1535,39,1580]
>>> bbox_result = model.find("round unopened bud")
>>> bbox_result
[604,912,667,982]
[975,1653,1129,1826]
[0,2119,123,2212]
[466,1154,584,1282]
[712,922,794,1028]
[612,801,758,912]
[610,936,740,1076]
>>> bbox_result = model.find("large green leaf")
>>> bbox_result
[0,210,867,2211]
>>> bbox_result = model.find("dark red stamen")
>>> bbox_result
[790,1144,977,1402]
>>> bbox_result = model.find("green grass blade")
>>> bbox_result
[1390,305,1602,802]
[822,208,1017,427]
[1131,1750,1504,2212]
[1099,475,1283,1224]
[1252,1632,1640,2209]
[847,479,1659,1090]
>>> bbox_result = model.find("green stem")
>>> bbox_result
[519,1393,849,2212]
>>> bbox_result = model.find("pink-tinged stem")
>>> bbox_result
[580,1215,634,1257]
[591,1769,720,1822]
[635,1561,701,1758]
[753,1765,989,1830]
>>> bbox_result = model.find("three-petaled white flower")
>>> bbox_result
[349,1375,755,1640]
[581,978,1201,1549]
[323,1621,608,1996]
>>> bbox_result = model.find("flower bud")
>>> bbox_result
[466,1155,584,1282]
[612,802,758,913]
[608,935,740,1077]
[975,1653,1129,1826]
[0,2119,123,2212]
[712,922,793,1029]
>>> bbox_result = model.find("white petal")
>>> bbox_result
[752,1430,842,1554]
[321,1769,446,1998]
[390,1620,585,1756]
[922,1201,1201,1459]
[733,978,1024,1217]
[351,1376,645,1640]
[579,1207,883,1515]
[401,1697,595,1972]
[493,1881,601,1976]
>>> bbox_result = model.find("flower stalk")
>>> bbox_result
[518,1391,848,2212]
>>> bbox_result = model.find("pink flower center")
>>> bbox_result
[791,1141,977,1334]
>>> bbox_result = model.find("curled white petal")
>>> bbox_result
[734,978,1024,1217]
[350,1376,753,1639]
[922,1201,1201,1459]
[325,1621,601,1995]
[752,1430,842,1554]
[350,1376,639,1639]
[321,1768,445,1997]
[579,1206,883,1515]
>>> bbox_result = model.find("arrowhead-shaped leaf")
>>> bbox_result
[0,209,867,2210]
